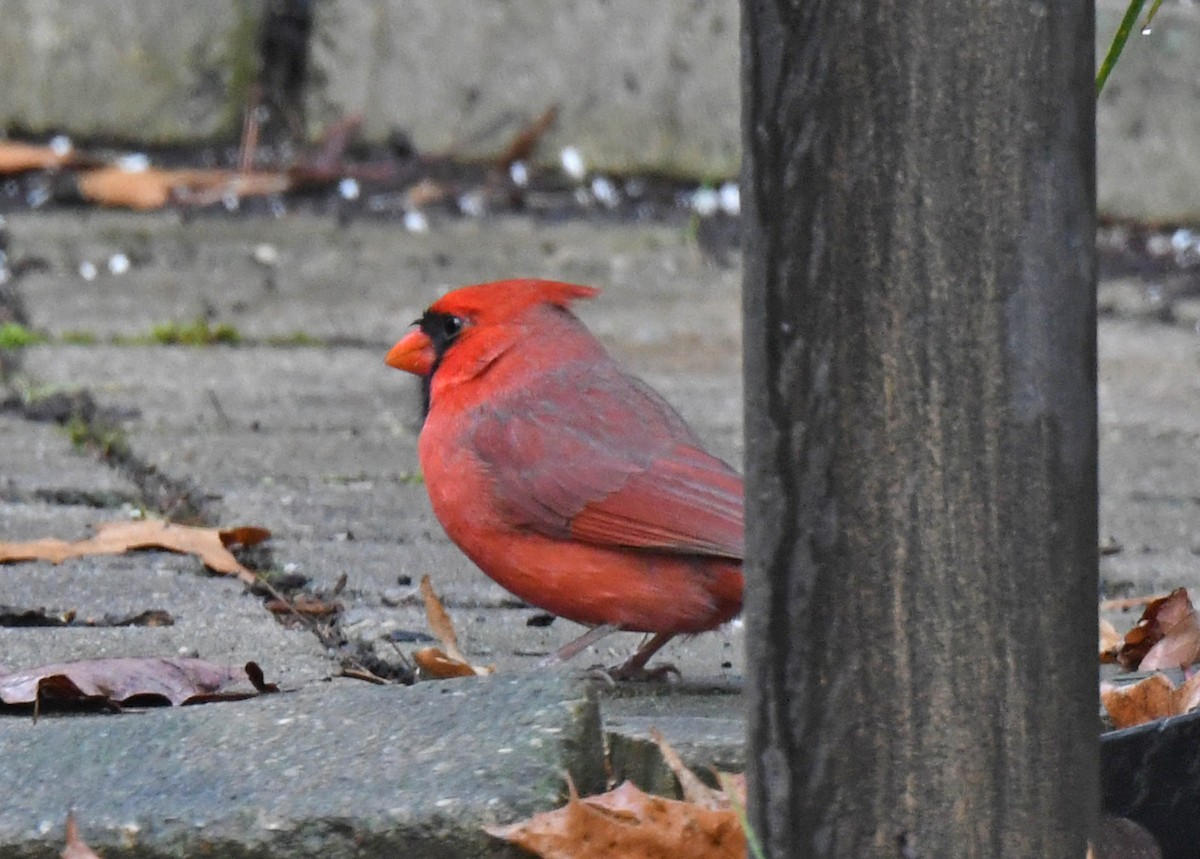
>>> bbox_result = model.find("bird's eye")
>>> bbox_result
[442,315,464,339]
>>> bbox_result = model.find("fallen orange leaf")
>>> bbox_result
[1100,618,1123,663]
[0,657,275,709]
[1101,671,1200,729]
[487,778,743,859]
[413,647,481,679]
[61,811,101,859]
[416,575,494,678]
[77,166,291,210]
[0,141,76,173]
[1112,588,1200,670]
[0,519,268,584]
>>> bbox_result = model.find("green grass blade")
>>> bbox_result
[1097,0,1148,95]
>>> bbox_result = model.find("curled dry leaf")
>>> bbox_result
[0,657,276,709]
[1113,588,1200,671]
[413,647,481,679]
[61,811,101,859]
[0,519,268,585]
[1100,618,1123,664]
[77,166,291,210]
[487,777,744,859]
[0,141,75,173]
[1101,671,1200,730]
[649,727,726,809]
[415,575,494,678]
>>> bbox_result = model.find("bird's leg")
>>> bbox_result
[608,632,679,681]
[541,623,622,666]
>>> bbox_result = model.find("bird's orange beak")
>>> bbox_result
[386,329,436,376]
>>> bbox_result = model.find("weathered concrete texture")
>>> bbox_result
[0,675,603,858]
[307,0,740,176]
[1098,0,1200,222]
[0,0,261,142]
[0,0,1195,218]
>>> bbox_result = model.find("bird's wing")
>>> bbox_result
[469,365,744,559]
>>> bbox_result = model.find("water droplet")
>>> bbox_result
[508,160,529,187]
[338,177,360,200]
[78,261,98,281]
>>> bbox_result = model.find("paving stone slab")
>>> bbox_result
[0,674,603,858]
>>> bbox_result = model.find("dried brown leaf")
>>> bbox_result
[413,647,480,679]
[648,727,725,809]
[0,657,275,709]
[1100,618,1123,664]
[265,594,341,617]
[486,779,743,859]
[1114,588,1199,670]
[0,141,75,174]
[419,574,463,660]
[77,166,291,210]
[61,811,101,859]
[1102,674,1175,729]
[0,520,266,584]
[496,105,559,168]
[1140,614,1200,671]
[1101,671,1200,729]
[416,576,494,678]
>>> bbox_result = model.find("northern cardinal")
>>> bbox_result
[386,279,743,675]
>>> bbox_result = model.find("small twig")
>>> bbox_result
[1100,592,1173,612]
[496,104,559,169]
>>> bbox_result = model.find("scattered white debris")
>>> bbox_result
[283,562,299,574]
[78,261,98,281]
[689,186,720,217]
[509,160,529,187]
[718,181,741,215]
[457,190,486,217]
[590,175,620,208]
[49,135,73,157]
[1146,234,1172,257]
[107,253,130,275]
[338,177,360,201]
[116,153,151,173]
[403,209,429,233]
[1171,228,1195,253]
[25,183,50,208]
[560,146,586,181]
[252,243,280,266]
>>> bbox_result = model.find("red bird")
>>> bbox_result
[386,279,743,675]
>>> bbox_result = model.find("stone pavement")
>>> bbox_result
[0,211,1197,855]
[0,212,744,856]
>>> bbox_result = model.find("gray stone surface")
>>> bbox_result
[0,675,602,858]
[0,0,1192,219]
[0,0,260,142]
[307,0,740,176]
[1,208,1198,854]
[1098,0,1200,221]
